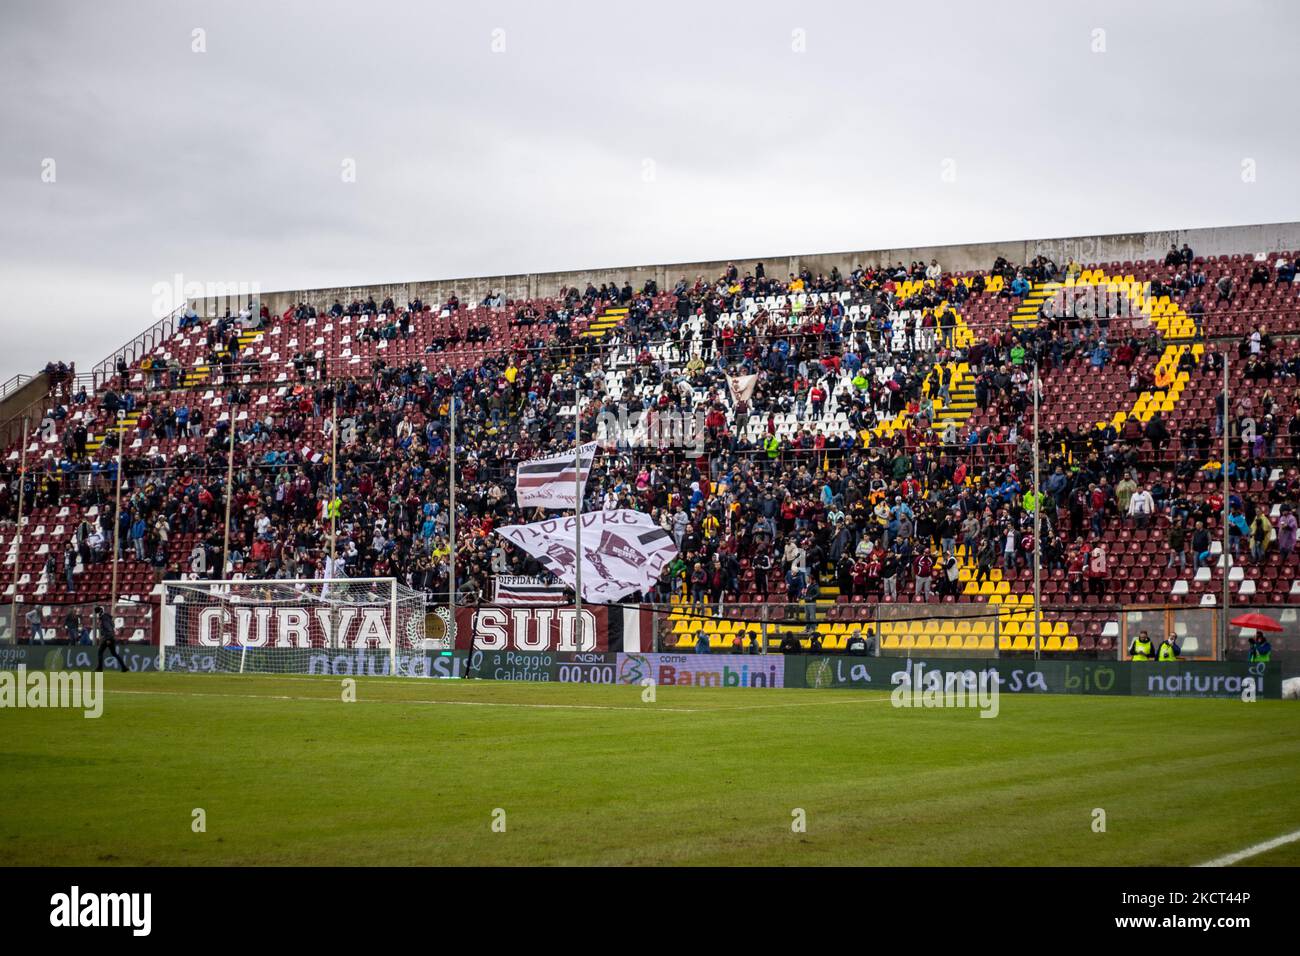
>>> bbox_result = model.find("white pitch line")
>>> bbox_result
[248,673,895,710]
[716,695,897,712]
[111,688,704,714]
[115,676,898,713]
[1196,828,1300,867]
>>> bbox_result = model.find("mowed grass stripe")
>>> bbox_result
[0,674,1295,865]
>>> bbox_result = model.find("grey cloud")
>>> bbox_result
[1,0,1298,379]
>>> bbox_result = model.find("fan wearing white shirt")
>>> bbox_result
[1128,488,1156,529]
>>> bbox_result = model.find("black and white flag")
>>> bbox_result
[493,575,567,605]
[514,441,599,509]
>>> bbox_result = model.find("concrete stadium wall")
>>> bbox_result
[0,373,53,450]
[193,220,1300,319]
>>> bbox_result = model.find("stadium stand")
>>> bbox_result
[2,235,1298,655]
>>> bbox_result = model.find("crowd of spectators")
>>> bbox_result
[3,248,1299,620]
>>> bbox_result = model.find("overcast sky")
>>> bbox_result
[1,0,1298,381]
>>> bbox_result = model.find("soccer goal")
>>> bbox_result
[159,578,434,675]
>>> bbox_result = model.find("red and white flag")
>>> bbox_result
[727,373,758,404]
[496,510,678,603]
[514,441,598,509]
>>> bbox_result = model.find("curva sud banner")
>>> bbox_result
[453,604,656,653]
[786,656,1280,699]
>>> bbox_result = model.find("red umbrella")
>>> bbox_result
[1229,612,1283,632]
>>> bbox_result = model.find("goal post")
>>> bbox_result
[159,577,432,675]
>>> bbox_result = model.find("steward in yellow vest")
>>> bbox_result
[1129,630,1155,661]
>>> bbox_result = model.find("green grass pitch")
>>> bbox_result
[1,673,1297,866]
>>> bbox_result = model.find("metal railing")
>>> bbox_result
[90,305,186,392]
[0,374,33,402]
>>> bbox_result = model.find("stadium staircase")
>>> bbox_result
[1011,280,1062,328]
[933,362,976,424]
[85,409,141,454]
[182,328,265,387]
[580,304,628,341]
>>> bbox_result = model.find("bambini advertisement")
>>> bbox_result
[615,653,784,688]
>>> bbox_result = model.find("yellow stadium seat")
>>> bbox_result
[1011,635,1031,652]
[1044,635,1063,652]
[978,635,994,651]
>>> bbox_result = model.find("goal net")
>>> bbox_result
[160,578,433,675]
